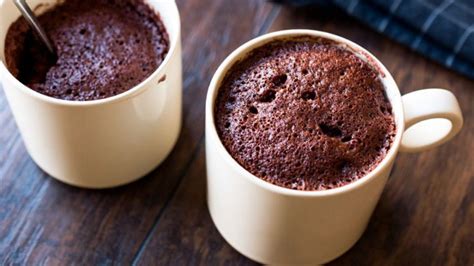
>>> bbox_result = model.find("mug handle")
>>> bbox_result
[399,88,463,153]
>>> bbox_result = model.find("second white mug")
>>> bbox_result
[0,0,182,188]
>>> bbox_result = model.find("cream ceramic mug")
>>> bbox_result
[0,0,182,188]
[205,30,463,265]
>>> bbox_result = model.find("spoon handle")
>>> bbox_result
[13,0,56,54]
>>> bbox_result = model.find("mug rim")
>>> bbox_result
[0,0,180,107]
[206,29,405,197]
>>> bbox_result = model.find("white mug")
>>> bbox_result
[205,30,463,264]
[0,0,182,188]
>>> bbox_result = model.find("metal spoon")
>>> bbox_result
[13,0,56,55]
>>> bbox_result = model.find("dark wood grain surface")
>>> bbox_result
[1,1,473,265]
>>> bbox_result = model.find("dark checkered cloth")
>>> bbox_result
[273,0,474,79]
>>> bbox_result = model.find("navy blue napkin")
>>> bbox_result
[273,0,474,79]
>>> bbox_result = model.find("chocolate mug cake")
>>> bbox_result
[214,37,396,191]
[4,0,169,101]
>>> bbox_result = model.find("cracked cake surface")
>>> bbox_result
[214,37,396,191]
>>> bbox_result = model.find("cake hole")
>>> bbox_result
[65,89,72,94]
[259,90,276,103]
[302,69,308,75]
[249,106,258,114]
[380,106,391,114]
[228,96,235,103]
[319,123,343,138]
[79,28,86,35]
[224,122,231,128]
[341,135,352,142]
[301,91,316,100]
[271,74,287,87]
[338,160,350,172]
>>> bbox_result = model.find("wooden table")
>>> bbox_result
[1,1,473,265]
